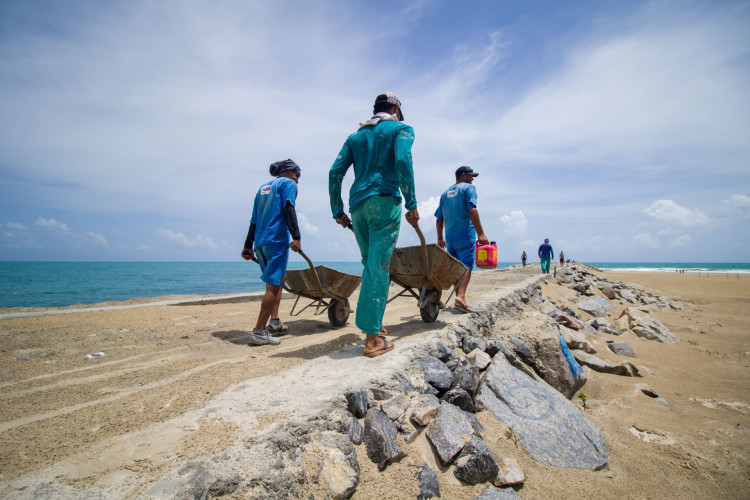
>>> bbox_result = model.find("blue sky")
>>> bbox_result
[1,0,749,263]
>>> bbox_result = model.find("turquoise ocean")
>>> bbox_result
[1,261,748,309]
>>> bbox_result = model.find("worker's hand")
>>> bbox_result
[336,214,351,229]
[405,208,420,227]
[290,240,301,253]
[437,237,446,249]
[241,248,257,262]
[477,233,489,245]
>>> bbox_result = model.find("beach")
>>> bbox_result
[0,265,748,499]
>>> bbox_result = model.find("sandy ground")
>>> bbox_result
[0,265,748,498]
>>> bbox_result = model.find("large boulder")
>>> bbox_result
[363,408,406,470]
[425,403,476,465]
[476,355,609,470]
[618,308,678,343]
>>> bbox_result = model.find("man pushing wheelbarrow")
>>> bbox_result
[329,92,420,358]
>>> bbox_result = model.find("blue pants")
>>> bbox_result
[351,196,401,335]
[540,257,551,273]
[447,237,475,270]
[255,244,289,285]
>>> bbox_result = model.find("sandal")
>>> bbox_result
[454,304,474,314]
[364,337,395,358]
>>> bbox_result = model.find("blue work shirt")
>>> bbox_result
[538,243,554,259]
[250,177,298,248]
[435,182,477,241]
[329,119,417,217]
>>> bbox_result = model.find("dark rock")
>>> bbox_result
[485,339,503,357]
[345,390,368,419]
[445,356,461,371]
[347,417,363,445]
[420,356,453,394]
[363,408,406,470]
[453,362,480,396]
[453,436,499,485]
[422,384,440,397]
[608,341,635,357]
[464,410,484,435]
[462,336,487,354]
[412,465,441,500]
[426,403,476,465]
[476,355,609,470]
[395,373,415,393]
[443,387,474,412]
[435,341,453,362]
[509,336,533,361]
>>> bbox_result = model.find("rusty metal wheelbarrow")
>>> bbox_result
[283,250,361,327]
[388,225,468,323]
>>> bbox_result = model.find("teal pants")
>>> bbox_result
[541,257,551,273]
[351,196,401,335]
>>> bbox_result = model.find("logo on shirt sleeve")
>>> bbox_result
[260,185,272,196]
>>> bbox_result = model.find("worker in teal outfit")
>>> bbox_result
[329,92,420,357]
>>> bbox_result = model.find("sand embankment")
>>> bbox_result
[0,265,748,498]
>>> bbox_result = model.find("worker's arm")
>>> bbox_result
[436,219,445,249]
[283,201,301,252]
[469,207,489,244]
[329,140,353,221]
[394,125,417,213]
[241,223,257,261]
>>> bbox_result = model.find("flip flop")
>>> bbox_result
[364,337,395,358]
[454,304,474,314]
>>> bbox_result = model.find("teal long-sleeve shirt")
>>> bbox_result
[329,120,417,218]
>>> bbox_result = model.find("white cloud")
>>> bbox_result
[86,232,109,248]
[4,222,27,230]
[499,210,528,234]
[722,194,750,213]
[634,232,660,249]
[158,228,218,249]
[35,217,70,232]
[644,200,709,227]
[297,212,320,238]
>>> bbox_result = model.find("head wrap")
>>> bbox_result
[269,159,300,176]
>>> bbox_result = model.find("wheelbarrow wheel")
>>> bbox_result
[328,300,349,327]
[420,291,440,323]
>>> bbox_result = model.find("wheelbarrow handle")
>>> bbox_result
[298,249,325,297]
[411,224,442,296]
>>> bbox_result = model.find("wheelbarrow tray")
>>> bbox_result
[285,265,361,302]
[389,244,467,290]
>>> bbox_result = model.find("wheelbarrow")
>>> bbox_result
[388,225,468,323]
[283,250,362,327]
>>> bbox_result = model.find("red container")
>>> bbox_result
[475,241,498,269]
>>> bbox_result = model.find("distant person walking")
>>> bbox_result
[329,92,419,358]
[522,251,527,266]
[435,166,489,313]
[538,238,553,274]
[559,251,565,265]
[241,159,303,346]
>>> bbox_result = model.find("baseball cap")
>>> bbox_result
[455,166,479,178]
[374,92,404,121]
